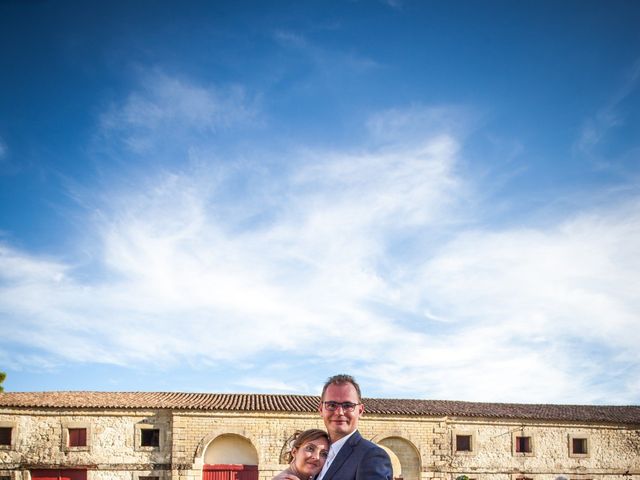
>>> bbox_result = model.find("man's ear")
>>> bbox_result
[357,403,365,415]
[318,402,323,413]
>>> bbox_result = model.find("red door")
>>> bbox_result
[203,465,257,480]
[32,470,87,480]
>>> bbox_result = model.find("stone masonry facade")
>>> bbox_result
[0,393,638,480]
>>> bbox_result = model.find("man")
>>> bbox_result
[316,374,392,480]
[277,374,392,480]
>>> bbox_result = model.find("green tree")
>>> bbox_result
[0,371,6,392]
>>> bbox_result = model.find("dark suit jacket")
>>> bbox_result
[322,430,392,480]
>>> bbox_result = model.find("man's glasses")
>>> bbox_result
[322,401,361,412]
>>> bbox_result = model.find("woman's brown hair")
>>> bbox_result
[286,429,330,462]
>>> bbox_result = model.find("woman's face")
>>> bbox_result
[291,437,330,479]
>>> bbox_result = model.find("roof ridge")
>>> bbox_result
[1,391,638,406]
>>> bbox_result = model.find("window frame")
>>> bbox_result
[133,471,168,480]
[0,423,16,450]
[511,475,536,480]
[512,431,535,457]
[568,434,590,458]
[452,429,476,456]
[62,422,92,452]
[135,423,164,451]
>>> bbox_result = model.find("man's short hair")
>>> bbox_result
[321,374,362,402]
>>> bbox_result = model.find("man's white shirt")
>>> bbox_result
[316,430,357,480]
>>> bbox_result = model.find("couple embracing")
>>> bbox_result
[276,374,392,480]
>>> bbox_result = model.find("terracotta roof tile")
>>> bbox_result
[0,392,638,425]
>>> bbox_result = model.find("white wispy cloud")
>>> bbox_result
[99,70,258,153]
[274,30,308,49]
[0,137,16,176]
[574,57,640,157]
[366,105,474,144]
[370,200,640,403]
[380,0,403,11]
[1,74,638,403]
[0,102,467,381]
[272,29,380,76]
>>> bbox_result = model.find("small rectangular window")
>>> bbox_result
[68,428,87,447]
[141,428,160,447]
[139,477,159,480]
[515,436,532,453]
[1,475,11,480]
[0,428,11,446]
[572,437,588,455]
[456,435,472,452]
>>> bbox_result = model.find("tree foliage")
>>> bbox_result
[0,371,6,392]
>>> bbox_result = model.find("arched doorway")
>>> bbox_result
[203,434,258,480]
[379,445,402,479]
[379,437,421,480]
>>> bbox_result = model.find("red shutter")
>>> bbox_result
[32,470,87,480]
[515,436,530,453]
[237,467,258,480]
[69,429,87,447]
[203,465,257,480]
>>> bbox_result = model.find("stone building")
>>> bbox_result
[0,392,638,480]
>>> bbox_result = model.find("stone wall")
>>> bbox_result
[0,409,172,480]
[1,407,638,480]
[444,419,640,480]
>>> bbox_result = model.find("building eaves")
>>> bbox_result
[1,392,638,425]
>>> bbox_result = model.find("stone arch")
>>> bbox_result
[279,431,296,464]
[371,429,422,455]
[377,436,421,480]
[204,433,259,465]
[379,445,402,478]
[195,428,260,466]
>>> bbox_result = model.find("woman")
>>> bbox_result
[276,429,330,480]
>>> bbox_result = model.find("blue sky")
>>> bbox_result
[1,0,639,404]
